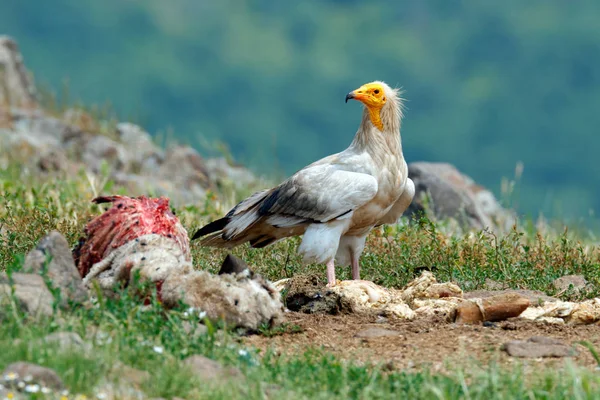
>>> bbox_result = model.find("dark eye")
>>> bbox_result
[374,89,380,94]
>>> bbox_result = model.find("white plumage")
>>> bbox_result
[193,81,414,285]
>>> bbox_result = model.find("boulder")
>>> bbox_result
[41,332,90,352]
[160,145,211,189]
[354,328,402,339]
[116,122,164,171]
[0,273,54,317]
[406,162,515,232]
[183,355,244,384]
[205,157,258,190]
[24,231,87,305]
[0,36,37,108]
[82,135,128,173]
[552,275,590,297]
[455,293,530,324]
[1,362,65,391]
[501,336,577,358]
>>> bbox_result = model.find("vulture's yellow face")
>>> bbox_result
[346,82,387,130]
[345,82,387,108]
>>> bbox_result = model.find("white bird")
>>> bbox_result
[192,81,414,286]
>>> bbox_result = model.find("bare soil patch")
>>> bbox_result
[244,312,600,372]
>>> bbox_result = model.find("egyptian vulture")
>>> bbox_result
[193,81,414,286]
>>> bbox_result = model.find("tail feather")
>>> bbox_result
[191,217,229,241]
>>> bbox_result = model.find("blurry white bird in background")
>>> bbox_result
[193,81,414,286]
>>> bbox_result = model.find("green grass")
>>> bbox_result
[2,158,600,398]
[2,284,600,400]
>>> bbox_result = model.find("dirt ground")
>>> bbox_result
[244,312,600,372]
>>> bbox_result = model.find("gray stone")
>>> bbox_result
[553,275,589,295]
[24,231,87,305]
[484,279,508,290]
[117,122,163,171]
[501,336,577,358]
[2,362,64,390]
[0,36,37,108]
[42,332,89,352]
[160,146,211,189]
[205,157,258,190]
[12,116,75,143]
[354,328,402,338]
[82,135,128,173]
[182,321,209,339]
[0,273,54,317]
[183,355,244,383]
[405,162,515,233]
[110,362,150,387]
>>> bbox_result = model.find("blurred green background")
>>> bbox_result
[2,0,599,222]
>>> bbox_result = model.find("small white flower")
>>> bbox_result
[24,384,40,393]
[183,311,190,318]
[238,349,249,357]
[61,389,70,396]
[3,372,18,381]
[187,307,196,314]
[198,311,207,319]
[153,345,164,354]
[96,392,108,399]
[0,383,4,390]
[23,374,33,382]
[17,381,25,389]
[41,386,52,394]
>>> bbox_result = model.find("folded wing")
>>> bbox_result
[193,163,378,247]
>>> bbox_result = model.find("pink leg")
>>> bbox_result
[326,259,336,287]
[351,256,360,280]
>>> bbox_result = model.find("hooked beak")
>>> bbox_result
[345,86,368,104]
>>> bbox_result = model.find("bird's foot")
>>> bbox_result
[325,280,340,288]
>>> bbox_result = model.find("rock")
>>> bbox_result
[12,115,76,143]
[0,36,37,108]
[182,321,209,339]
[110,362,150,387]
[405,162,515,232]
[24,231,87,305]
[501,336,577,358]
[183,355,244,383]
[553,275,589,296]
[354,328,402,338]
[160,145,211,189]
[205,157,258,190]
[41,332,89,352]
[464,289,557,305]
[82,135,128,173]
[455,301,483,324]
[456,293,530,324]
[0,273,54,317]
[1,362,64,390]
[36,148,69,173]
[484,279,508,290]
[116,122,163,171]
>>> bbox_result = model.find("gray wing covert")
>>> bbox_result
[259,164,378,223]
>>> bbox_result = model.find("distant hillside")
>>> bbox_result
[2,0,600,221]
